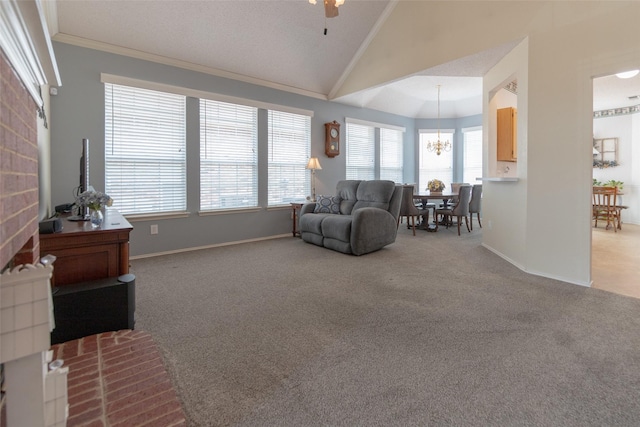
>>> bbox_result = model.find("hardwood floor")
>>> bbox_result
[591,222,640,299]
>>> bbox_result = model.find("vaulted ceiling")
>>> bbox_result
[50,0,640,118]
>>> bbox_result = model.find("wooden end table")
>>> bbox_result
[290,202,306,237]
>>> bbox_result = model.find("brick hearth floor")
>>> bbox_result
[51,330,187,427]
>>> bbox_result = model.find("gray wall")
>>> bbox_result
[50,42,479,256]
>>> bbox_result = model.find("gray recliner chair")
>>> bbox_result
[299,180,402,255]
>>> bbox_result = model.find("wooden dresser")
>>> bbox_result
[40,209,133,287]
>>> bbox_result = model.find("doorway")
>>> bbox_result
[591,72,640,299]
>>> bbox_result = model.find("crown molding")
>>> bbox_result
[52,33,328,101]
[0,0,60,106]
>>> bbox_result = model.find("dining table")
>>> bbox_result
[413,192,460,231]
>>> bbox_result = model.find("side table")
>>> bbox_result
[290,202,306,237]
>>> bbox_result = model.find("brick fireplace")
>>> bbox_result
[1,11,68,423]
[0,49,40,269]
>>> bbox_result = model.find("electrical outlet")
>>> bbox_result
[150,224,159,235]
[487,220,492,230]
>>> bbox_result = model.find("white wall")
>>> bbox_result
[483,38,528,272]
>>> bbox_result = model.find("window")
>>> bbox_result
[419,130,454,192]
[380,127,404,183]
[105,83,186,215]
[268,110,311,205]
[200,99,258,210]
[346,122,375,180]
[463,127,483,184]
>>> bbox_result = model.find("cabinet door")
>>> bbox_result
[47,244,119,286]
[497,107,517,162]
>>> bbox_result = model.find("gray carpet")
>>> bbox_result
[131,226,640,426]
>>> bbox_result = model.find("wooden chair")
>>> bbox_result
[435,185,472,235]
[592,186,620,231]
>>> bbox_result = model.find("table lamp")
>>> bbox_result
[306,157,322,201]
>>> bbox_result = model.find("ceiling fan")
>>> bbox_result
[309,0,346,18]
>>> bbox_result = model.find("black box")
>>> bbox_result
[51,274,135,345]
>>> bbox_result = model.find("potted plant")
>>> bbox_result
[75,190,114,228]
[427,179,445,194]
[604,180,624,191]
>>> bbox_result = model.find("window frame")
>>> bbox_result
[267,109,312,206]
[418,129,455,192]
[104,82,187,216]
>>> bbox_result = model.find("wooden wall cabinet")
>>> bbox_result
[497,107,517,162]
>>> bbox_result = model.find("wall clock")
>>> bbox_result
[325,121,340,157]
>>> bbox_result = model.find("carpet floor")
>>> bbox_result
[131,226,640,426]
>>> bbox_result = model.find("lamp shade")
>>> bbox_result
[306,157,322,170]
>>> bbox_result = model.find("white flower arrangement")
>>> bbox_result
[427,179,445,192]
[76,190,113,211]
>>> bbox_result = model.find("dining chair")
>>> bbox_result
[592,186,620,231]
[435,185,472,235]
[441,182,469,208]
[468,184,482,230]
[397,185,429,236]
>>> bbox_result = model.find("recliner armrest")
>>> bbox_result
[300,202,316,216]
[350,207,398,255]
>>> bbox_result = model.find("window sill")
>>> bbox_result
[198,207,262,216]
[476,177,519,182]
[125,211,191,222]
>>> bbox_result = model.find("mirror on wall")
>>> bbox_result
[592,137,618,169]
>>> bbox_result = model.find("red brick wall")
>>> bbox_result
[0,50,40,269]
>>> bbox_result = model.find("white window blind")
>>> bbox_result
[418,131,454,192]
[200,99,258,210]
[346,123,375,180]
[463,128,483,184]
[105,83,186,215]
[380,127,403,183]
[268,110,310,205]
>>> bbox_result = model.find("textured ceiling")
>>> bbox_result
[52,0,639,118]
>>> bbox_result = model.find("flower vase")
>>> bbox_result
[89,208,104,229]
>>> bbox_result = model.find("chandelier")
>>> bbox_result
[427,85,451,156]
[309,0,345,18]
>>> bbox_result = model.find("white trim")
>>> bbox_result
[56,33,327,101]
[0,0,60,106]
[101,73,314,117]
[129,234,290,260]
[328,0,398,99]
[481,242,589,288]
[345,117,406,132]
[477,177,518,182]
[462,126,482,133]
[198,207,262,216]
[125,211,190,222]
[40,0,58,36]
[418,128,455,134]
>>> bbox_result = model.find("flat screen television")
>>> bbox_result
[68,138,90,221]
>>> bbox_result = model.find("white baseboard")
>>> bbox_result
[130,234,291,260]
